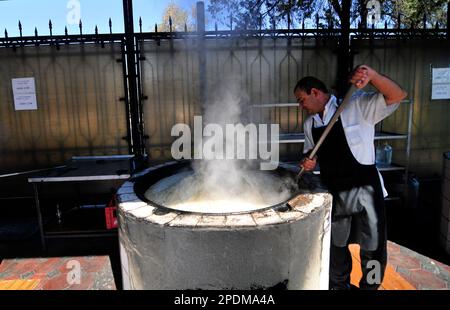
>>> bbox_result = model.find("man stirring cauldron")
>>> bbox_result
[294,65,407,290]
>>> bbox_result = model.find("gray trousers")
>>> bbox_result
[329,185,387,290]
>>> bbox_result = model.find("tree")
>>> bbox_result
[207,0,448,95]
[382,0,448,28]
[157,2,195,32]
[207,0,449,30]
[207,0,447,96]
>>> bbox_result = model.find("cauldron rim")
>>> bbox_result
[131,160,302,215]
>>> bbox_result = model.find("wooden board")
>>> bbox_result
[349,244,416,290]
[0,279,40,290]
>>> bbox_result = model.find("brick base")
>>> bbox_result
[0,256,116,290]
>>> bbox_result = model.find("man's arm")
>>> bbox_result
[350,65,407,105]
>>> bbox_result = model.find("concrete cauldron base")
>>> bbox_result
[117,161,332,290]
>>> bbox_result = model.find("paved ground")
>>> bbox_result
[386,241,450,289]
[0,239,448,290]
[350,241,449,290]
[0,176,448,290]
[0,235,123,289]
[0,255,116,290]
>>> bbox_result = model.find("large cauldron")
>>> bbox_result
[118,160,332,290]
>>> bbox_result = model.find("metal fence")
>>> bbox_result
[0,43,129,173]
[352,38,450,175]
[0,1,449,176]
[139,36,339,160]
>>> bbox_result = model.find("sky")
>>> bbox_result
[0,0,212,37]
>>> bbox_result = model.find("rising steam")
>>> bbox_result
[145,76,296,213]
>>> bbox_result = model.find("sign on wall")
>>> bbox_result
[11,77,38,110]
[431,68,450,100]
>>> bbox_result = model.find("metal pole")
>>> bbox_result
[404,99,414,204]
[336,0,352,97]
[122,0,144,156]
[197,1,207,114]
[120,41,133,154]
[447,1,450,37]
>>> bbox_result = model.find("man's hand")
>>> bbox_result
[349,65,377,89]
[349,64,407,104]
[300,156,317,171]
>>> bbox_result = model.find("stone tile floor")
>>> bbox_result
[386,241,449,290]
[0,255,116,290]
[350,241,450,290]
[0,241,448,290]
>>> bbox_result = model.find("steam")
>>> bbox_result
[193,78,250,195]
[145,76,296,213]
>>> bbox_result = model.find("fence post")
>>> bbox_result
[197,1,207,115]
[447,1,450,38]
[336,0,353,97]
[122,0,144,156]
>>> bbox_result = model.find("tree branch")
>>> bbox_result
[331,0,342,18]
[262,0,284,17]
[249,0,265,12]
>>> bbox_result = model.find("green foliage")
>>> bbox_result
[207,0,448,29]
[382,0,448,28]
[208,0,335,29]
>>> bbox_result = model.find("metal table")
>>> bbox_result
[28,155,134,250]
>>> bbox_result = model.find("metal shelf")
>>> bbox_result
[376,163,406,171]
[251,99,412,109]
[28,155,132,250]
[276,133,305,143]
[251,103,298,108]
[45,231,117,238]
[384,196,402,201]
[374,131,408,140]
[284,162,404,173]
[266,131,407,144]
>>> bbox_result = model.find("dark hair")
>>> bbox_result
[293,76,329,94]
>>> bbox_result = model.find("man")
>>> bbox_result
[294,65,407,290]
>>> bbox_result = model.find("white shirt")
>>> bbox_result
[303,91,400,196]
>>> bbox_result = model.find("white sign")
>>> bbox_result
[12,77,38,110]
[432,68,450,84]
[432,84,450,100]
[432,68,450,100]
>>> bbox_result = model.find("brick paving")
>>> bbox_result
[387,241,450,290]
[0,242,448,290]
[0,255,115,290]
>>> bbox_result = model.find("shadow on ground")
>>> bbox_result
[386,178,450,266]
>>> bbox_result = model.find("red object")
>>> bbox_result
[105,196,118,229]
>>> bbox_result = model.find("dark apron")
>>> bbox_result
[312,118,386,251]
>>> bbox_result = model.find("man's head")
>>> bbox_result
[293,77,330,115]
